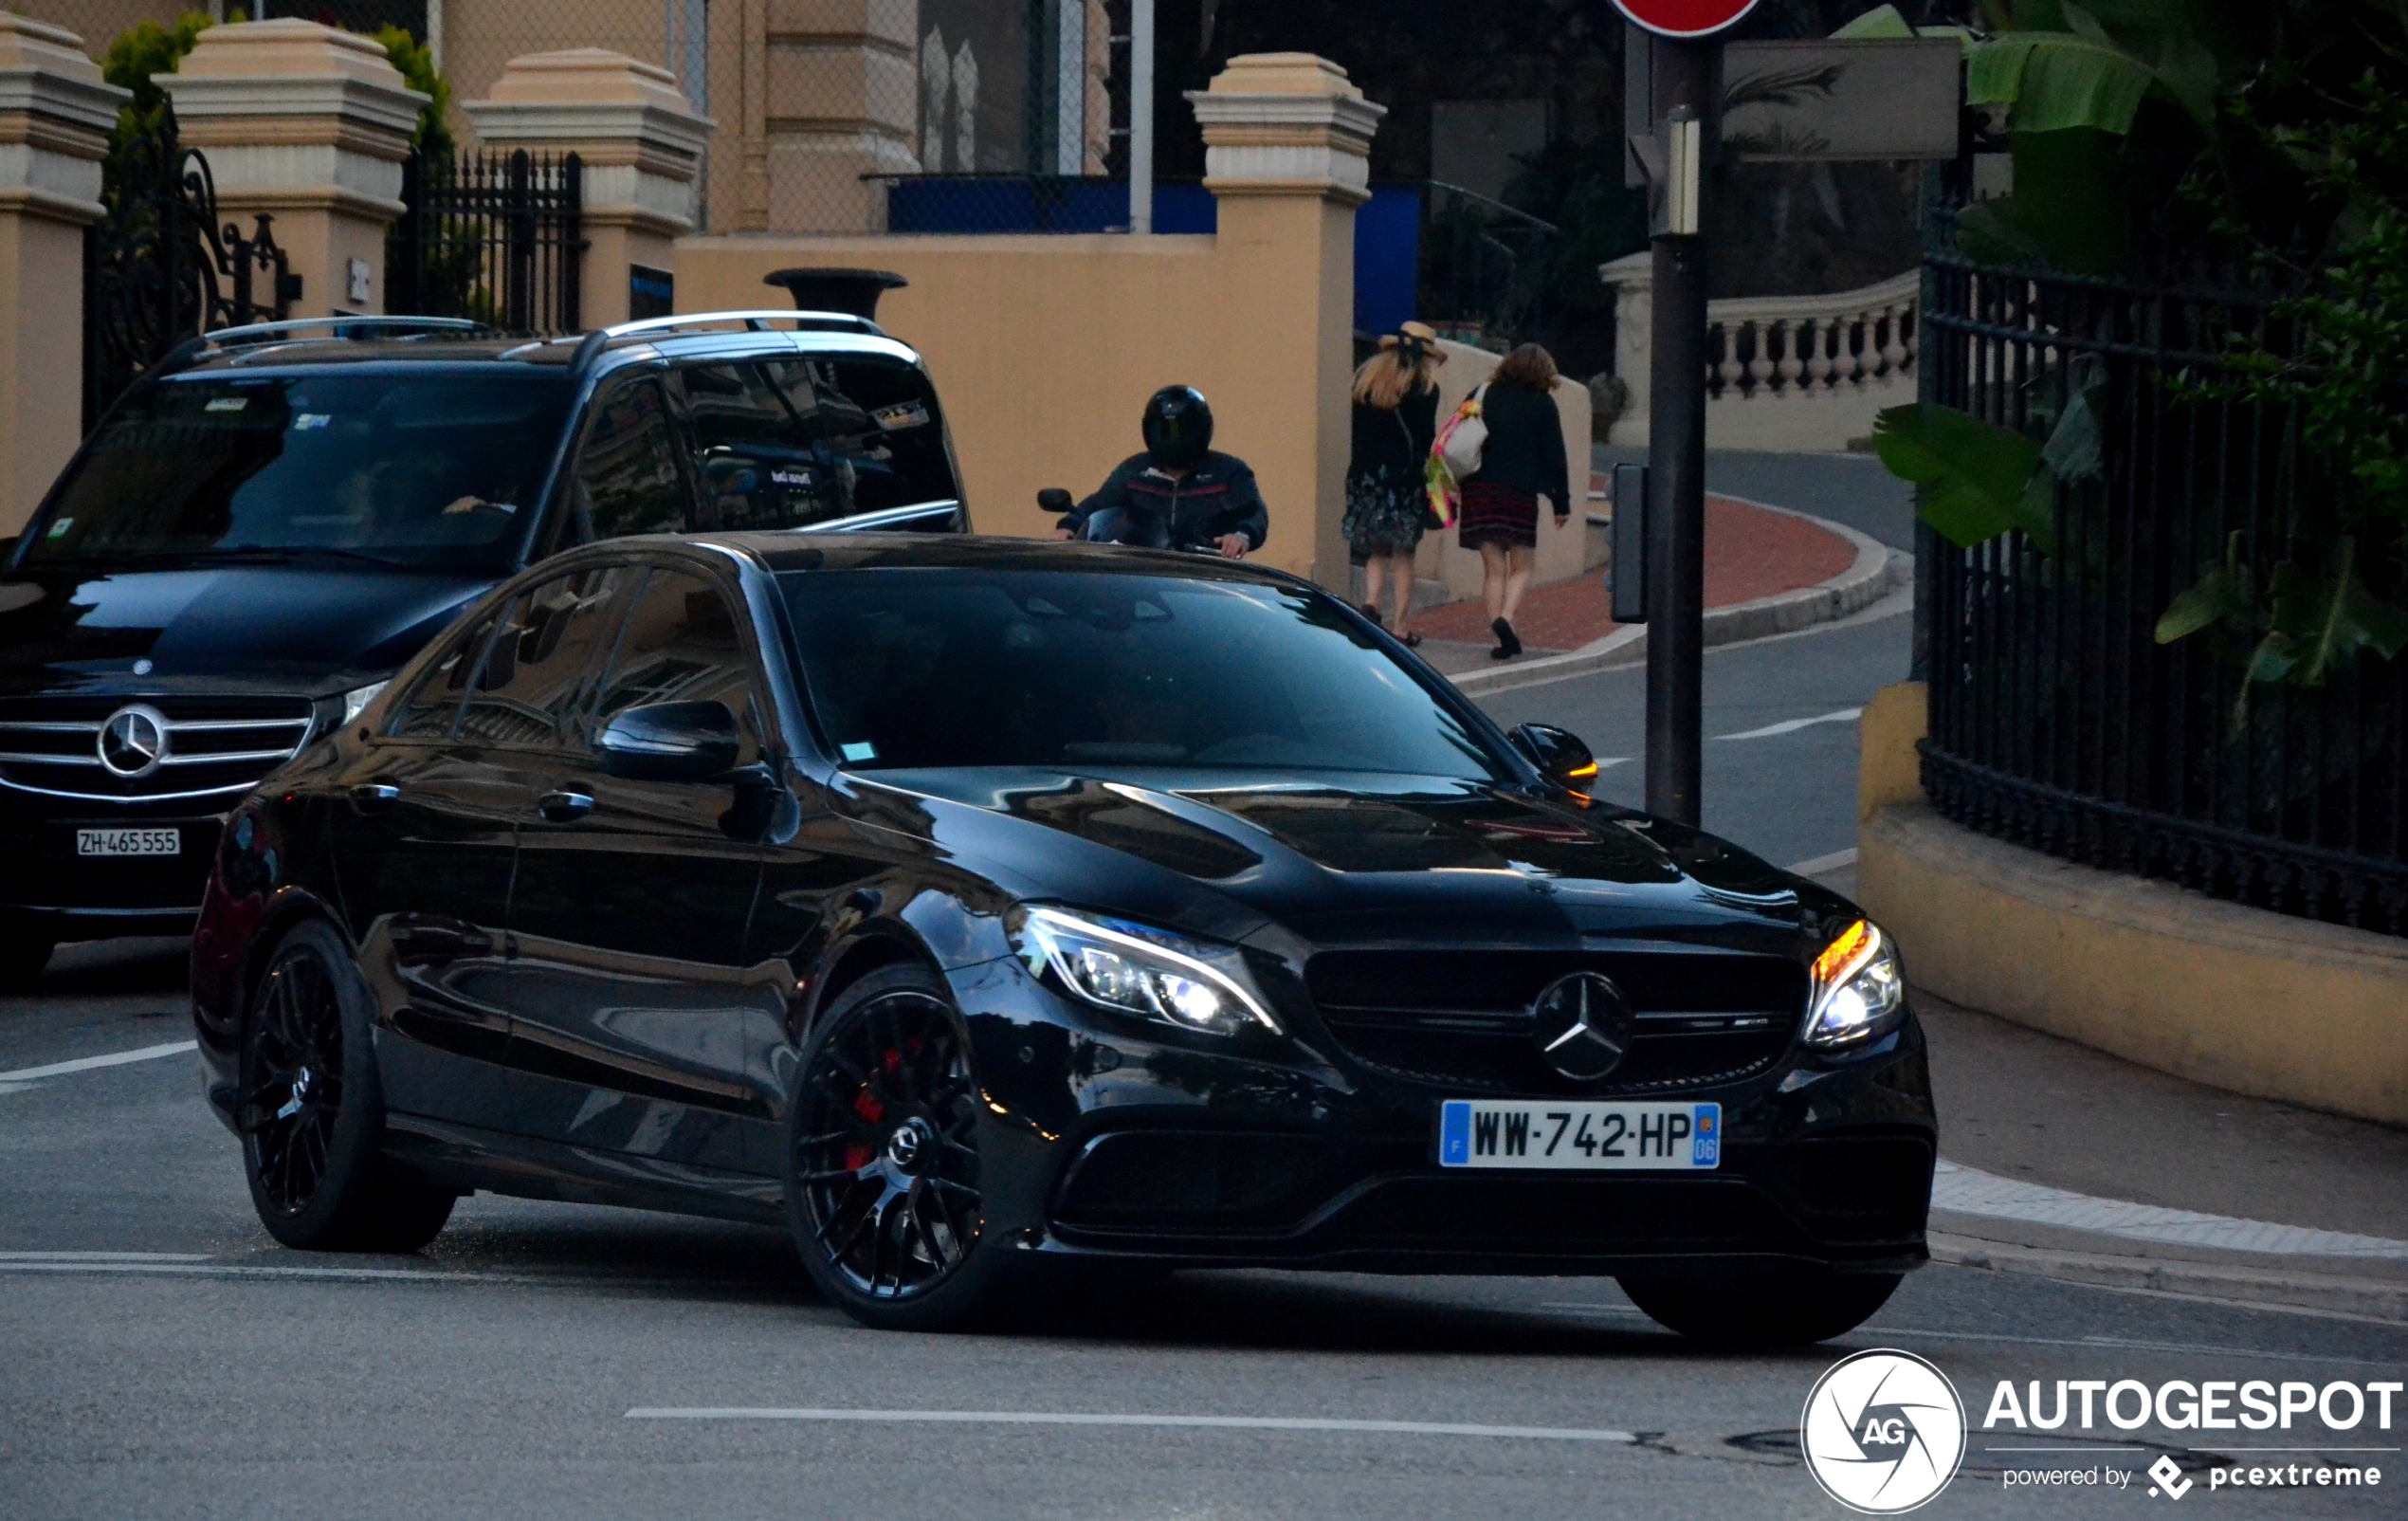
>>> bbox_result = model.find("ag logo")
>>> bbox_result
[1800,1348,1964,1513]
[2146,1454,2193,1499]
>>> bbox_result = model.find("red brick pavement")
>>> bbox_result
[1407,494,1856,652]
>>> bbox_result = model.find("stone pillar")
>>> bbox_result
[1187,53,1384,588]
[0,17,126,533]
[162,19,426,319]
[465,50,713,328]
[1600,249,1652,449]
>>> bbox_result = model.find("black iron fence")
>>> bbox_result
[1919,240,2408,936]
[1418,182,1558,354]
[82,109,297,430]
[389,147,584,334]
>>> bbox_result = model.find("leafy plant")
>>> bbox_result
[370,25,454,157]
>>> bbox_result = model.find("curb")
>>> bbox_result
[1929,1230,2408,1325]
[1450,499,1909,699]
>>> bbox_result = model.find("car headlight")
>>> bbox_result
[339,680,389,727]
[1012,904,1280,1036]
[1803,918,1905,1048]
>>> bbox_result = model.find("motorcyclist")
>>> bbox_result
[1049,386,1268,559]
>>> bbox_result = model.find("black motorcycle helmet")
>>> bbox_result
[1140,385,1213,470]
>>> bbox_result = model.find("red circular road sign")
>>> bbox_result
[1610,0,1763,38]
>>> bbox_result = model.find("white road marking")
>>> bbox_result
[622,1408,1639,1442]
[0,1251,209,1262]
[1932,1161,2408,1260]
[0,1040,197,1086]
[0,1258,783,1290]
[1786,847,1858,877]
[1713,706,1862,742]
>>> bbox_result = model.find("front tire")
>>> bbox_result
[785,963,1007,1331]
[239,919,455,1253]
[1618,1267,1902,1347]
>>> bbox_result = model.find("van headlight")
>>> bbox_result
[1803,919,1905,1048]
[339,680,389,727]
[1012,904,1280,1036]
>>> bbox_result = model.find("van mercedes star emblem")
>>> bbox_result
[1529,971,1635,1081]
[98,704,170,778]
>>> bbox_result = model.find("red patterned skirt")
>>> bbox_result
[1456,481,1538,549]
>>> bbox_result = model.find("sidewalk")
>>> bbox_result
[1791,855,2408,1322]
[1411,494,1857,673]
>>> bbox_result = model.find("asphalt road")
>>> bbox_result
[7,936,2406,1520]
[1477,586,1914,873]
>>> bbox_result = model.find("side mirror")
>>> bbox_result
[596,701,741,782]
[1509,723,1600,790]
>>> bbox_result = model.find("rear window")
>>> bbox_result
[682,355,957,530]
[26,370,573,571]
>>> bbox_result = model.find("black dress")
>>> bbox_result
[1343,384,1440,558]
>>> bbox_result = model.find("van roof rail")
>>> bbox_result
[149,317,500,378]
[598,309,885,341]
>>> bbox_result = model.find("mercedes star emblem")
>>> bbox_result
[98,704,170,779]
[1529,971,1635,1081]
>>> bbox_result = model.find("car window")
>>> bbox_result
[573,378,689,541]
[453,564,648,749]
[385,599,515,741]
[592,569,765,762]
[775,568,1505,780]
[762,356,958,516]
[27,372,573,573]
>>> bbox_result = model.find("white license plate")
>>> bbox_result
[1438,1099,1721,1170]
[76,828,179,858]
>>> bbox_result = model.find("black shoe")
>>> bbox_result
[1360,601,1384,626]
[1490,617,1523,660]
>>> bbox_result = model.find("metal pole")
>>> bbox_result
[1128,0,1155,233]
[1644,36,1713,827]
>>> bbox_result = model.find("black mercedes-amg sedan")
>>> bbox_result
[191,533,1935,1344]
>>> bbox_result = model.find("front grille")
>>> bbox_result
[1305,949,1806,1095]
[0,695,315,802]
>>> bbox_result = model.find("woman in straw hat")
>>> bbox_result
[1343,321,1445,645]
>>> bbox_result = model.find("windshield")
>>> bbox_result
[778,567,1505,780]
[24,370,574,570]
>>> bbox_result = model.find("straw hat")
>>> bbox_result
[1379,320,1446,359]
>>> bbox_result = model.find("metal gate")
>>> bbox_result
[82,108,298,431]
[388,147,584,334]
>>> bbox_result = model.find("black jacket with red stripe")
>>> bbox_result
[1057,450,1269,552]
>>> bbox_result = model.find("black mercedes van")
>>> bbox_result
[0,311,967,984]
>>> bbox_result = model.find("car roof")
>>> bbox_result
[165,322,928,381]
[661,532,1310,588]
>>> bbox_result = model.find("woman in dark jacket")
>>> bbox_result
[1342,321,1445,643]
[1456,342,1571,659]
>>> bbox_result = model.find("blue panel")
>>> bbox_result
[1354,186,1422,337]
[1152,183,1219,234]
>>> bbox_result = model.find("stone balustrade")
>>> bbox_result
[1601,253,1920,453]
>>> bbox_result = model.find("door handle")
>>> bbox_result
[537,788,594,823]
[350,782,401,815]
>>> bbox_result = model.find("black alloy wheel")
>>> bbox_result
[787,963,998,1329]
[238,919,455,1252]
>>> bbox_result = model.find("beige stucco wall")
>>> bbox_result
[0,211,89,529]
[676,225,1356,586]
[1853,681,2408,1127]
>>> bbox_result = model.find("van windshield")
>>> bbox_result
[23,370,574,571]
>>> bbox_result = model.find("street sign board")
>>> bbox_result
[1627,35,1961,182]
[1610,0,1762,39]
[1722,39,1962,161]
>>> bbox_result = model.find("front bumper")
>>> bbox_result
[951,955,1937,1276]
[0,804,220,926]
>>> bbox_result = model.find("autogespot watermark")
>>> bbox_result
[1800,1355,2402,1507]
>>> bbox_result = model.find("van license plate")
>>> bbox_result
[1437,1099,1721,1170]
[76,828,179,858]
